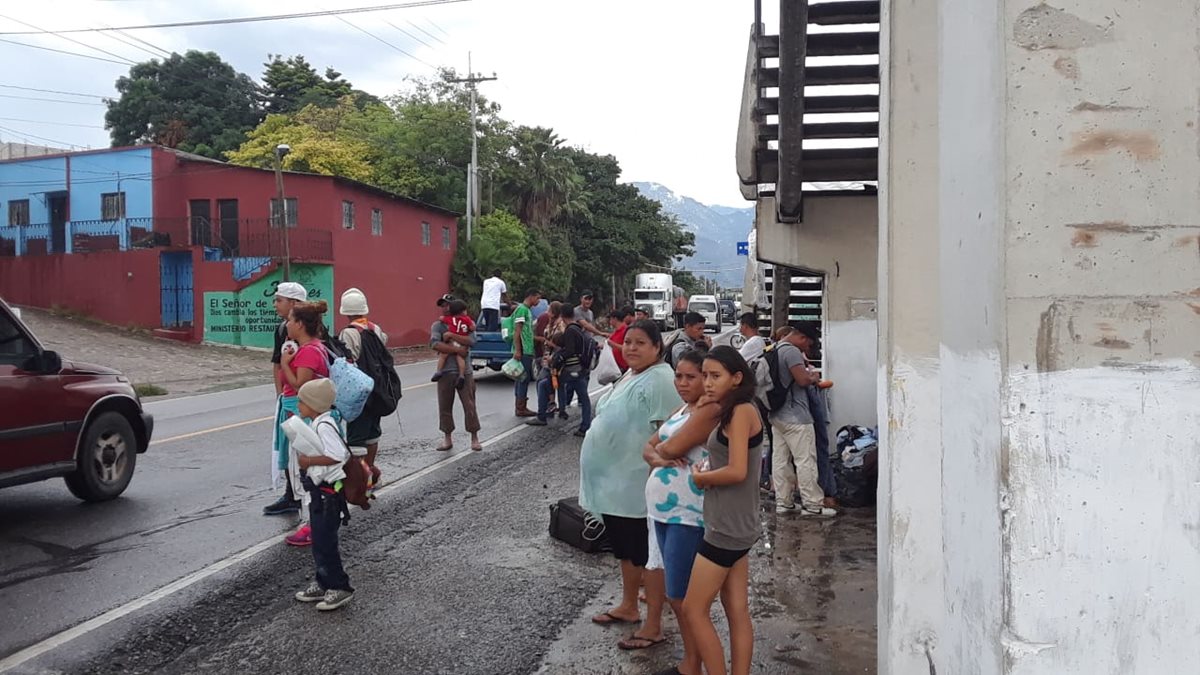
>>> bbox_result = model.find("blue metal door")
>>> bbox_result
[160,252,194,327]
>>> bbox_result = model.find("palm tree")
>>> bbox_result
[501,126,582,229]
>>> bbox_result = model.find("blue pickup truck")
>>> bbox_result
[470,331,513,372]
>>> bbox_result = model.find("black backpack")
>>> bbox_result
[578,329,600,372]
[352,325,403,417]
[763,345,791,413]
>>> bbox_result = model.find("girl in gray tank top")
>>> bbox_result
[684,346,764,675]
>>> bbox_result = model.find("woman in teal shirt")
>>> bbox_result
[580,320,682,649]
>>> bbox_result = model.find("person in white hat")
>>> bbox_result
[264,281,309,517]
[337,288,389,484]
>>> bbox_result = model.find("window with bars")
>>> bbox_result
[371,209,382,236]
[342,201,355,229]
[421,221,431,246]
[270,197,298,227]
[7,200,29,226]
[101,192,126,221]
[442,225,451,250]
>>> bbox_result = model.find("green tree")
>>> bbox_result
[262,55,380,115]
[450,210,527,309]
[105,51,262,156]
[497,126,583,229]
[224,101,375,182]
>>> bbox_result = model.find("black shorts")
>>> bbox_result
[346,413,382,446]
[603,514,649,567]
[698,539,750,568]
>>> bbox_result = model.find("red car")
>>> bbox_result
[0,299,153,501]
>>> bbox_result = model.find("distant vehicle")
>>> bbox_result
[0,299,154,501]
[633,273,673,328]
[688,295,720,332]
[470,330,513,372]
[718,299,737,324]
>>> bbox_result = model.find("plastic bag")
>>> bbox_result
[594,344,622,385]
[501,357,526,381]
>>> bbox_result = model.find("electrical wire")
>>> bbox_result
[0,124,88,149]
[96,26,162,59]
[0,1,471,34]
[383,19,435,50]
[0,36,130,65]
[424,17,451,38]
[406,19,445,45]
[0,84,108,99]
[334,15,436,70]
[0,13,136,64]
[0,93,107,106]
[111,27,171,56]
[0,116,105,129]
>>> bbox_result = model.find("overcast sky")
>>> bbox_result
[0,0,780,207]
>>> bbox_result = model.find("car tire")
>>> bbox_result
[64,412,138,502]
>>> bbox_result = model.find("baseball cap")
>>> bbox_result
[275,282,307,302]
[580,289,594,299]
[436,293,454,307]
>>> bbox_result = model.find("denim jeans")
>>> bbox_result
[807,386,837,497]
[308,485,352,592]
[479,308,500,332]
[514,355,535,400]
[558,369,592,432]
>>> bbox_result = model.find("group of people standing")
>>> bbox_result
[260,282,390,611]
[578,319,765,675]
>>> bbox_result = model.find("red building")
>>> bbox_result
[0,146,459,347]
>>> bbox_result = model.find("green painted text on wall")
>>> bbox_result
[203,264,334,349]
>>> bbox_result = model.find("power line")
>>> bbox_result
[0,93,107,106]
[423,17,451,38]
[0,116,105,129]
[334,15,436,70]
[111,27,171,57]
[0,1,471,34]
[0,36,131,65]
[0,124,88,149]
[96,26,162,59]
[406,19,445,45]
[0,13,136,64]
[0,84,108,99]
[383,19,435,50]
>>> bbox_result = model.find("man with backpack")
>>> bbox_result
[667,312,712,366]
[338,288,400,485]
[527,302,595,436]
[767,325,838,517]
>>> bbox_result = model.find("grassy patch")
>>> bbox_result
[134,383,168,397]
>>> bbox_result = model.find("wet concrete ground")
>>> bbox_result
[7,413,876,674]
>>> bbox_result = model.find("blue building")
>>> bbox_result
[0,146,154,255]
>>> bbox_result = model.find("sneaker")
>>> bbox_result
[558,410,569,421]
[525,417,548,426]
[800,506,838,518]
[295,582,325,603]
[316,588,354,611]
[430,372,443,382]
[263,496,301,516]
[775,503,797,515]
[573,429,587,438]
[455,376,466,390]
[285,525,312,546]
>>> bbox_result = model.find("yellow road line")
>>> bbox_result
[150,380,439,446]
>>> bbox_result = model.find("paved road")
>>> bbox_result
[0,325,820,675]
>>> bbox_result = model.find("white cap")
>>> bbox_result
[340,288,369,316]
[275,282,308,302]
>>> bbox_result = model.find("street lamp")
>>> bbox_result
[274,144,292,281]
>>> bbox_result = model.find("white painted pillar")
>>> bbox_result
[882,1,1200,673]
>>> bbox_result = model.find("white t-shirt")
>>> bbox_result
[481,277,507,310]
[281,412,350,485]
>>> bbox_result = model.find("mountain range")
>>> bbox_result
[631,182,754,288]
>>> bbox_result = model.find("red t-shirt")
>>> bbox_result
[609,323,630,371]
[281,341,330,397]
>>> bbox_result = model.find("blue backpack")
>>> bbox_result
[319,342,374,422]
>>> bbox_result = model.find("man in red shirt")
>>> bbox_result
[606,307,635,372]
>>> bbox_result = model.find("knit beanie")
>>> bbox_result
[298,378,335,414]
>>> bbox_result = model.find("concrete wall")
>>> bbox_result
[0,249,162,328]
[756,193,879,430]
[881,1,1200,673]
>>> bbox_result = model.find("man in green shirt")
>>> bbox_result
[512,288,541,417]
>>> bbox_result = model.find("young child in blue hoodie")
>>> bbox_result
[282,378,354,611]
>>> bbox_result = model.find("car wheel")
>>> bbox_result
[64,412,137,502]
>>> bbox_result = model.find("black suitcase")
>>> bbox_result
[549,497,611,553]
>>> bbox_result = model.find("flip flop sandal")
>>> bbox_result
[591,611,637,626]
[617,634,668,651]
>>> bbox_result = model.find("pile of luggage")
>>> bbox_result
[832,425,879,507]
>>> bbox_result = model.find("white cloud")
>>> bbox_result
[0,0,755,206]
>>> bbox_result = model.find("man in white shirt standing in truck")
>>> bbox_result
[479,270,508,332]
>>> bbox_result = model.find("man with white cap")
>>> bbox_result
[264,281,309,516]
[338,288,388,484]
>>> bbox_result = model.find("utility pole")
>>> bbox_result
[448,53,497,242]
